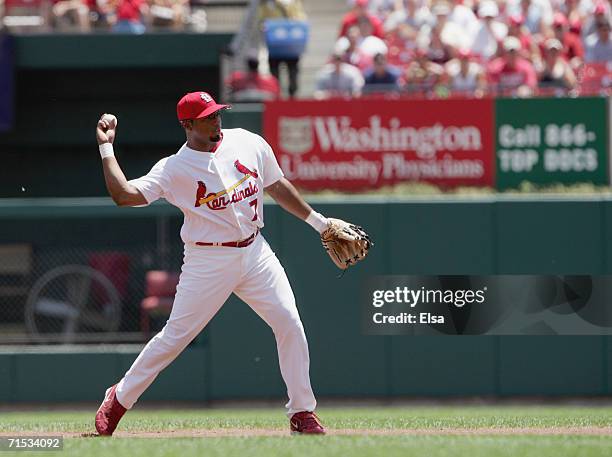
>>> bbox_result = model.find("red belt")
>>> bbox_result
[195,230,258,248]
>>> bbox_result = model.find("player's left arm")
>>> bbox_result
[265,177,329,233]
[266,177,373,270]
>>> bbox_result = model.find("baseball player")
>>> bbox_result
[94,91,337,436]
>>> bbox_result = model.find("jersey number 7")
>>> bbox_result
[249,199,258,221]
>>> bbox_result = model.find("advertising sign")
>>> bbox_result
[264,99,495,190]
[496,97,608,189]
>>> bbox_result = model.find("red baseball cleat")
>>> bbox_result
[95,384,127,436]
[290,411,326,435]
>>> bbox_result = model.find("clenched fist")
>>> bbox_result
[96,113,118,145]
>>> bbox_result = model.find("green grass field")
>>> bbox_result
[2,406,612,457]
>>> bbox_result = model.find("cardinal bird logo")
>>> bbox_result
[234,160,259,178]
[195,181,207,207]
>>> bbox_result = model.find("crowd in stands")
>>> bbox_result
[7,0,607,99]
[0,0,207,33]
[315,0,612,98]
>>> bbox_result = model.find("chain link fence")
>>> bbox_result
[0,200,186,344]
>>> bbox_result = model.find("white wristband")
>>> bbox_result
[99,143,115,159]
[305,210,329,234]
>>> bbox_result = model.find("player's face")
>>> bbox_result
[192,111,223,142]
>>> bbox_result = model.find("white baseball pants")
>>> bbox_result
[115,235,317,416]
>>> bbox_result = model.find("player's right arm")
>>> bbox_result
[96,114,148,207]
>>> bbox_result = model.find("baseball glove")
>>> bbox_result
[320,218,373,270]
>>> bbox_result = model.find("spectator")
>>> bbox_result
[585,19,612,62]
[225,53,280,102]
[507,14,537,60]
[560,0,587,29]
[402,48,445,94]
[89,0,115,28]
[384,0,433,35]
[188,4,207,32]
[366,0,396,21]
[487,36,538,96]
[445,49,488,96]
[339,0,384,38]
[385,22,420,67]
[569,17,582,37]
[582,2,612,39]
[314,53,365,99]
[52,0,91,31]
[363,52,401,92]
[448,0,478,36]
[259,0,305,21]
[356,15,388,56]
[550,12,583,68]
[335,17,387,67]
[418,2,469,61]
[335,24,374,70]
[537,38,577,90]
[112,0,148,33]
[425,27,452,64]
[470,1,508,60]
[507,0,554,35]
[258,0,307,99]
[148,0,189,30]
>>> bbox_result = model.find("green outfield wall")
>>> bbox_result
[1,196,612,402]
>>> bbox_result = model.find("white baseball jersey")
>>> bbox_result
[129,128,284,244]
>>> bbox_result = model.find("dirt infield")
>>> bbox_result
[4,427,612,438]
[107,427,612,437]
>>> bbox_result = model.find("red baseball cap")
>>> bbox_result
[176,91,229,121]
[553,12,568,27]
[569,18,582,33]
